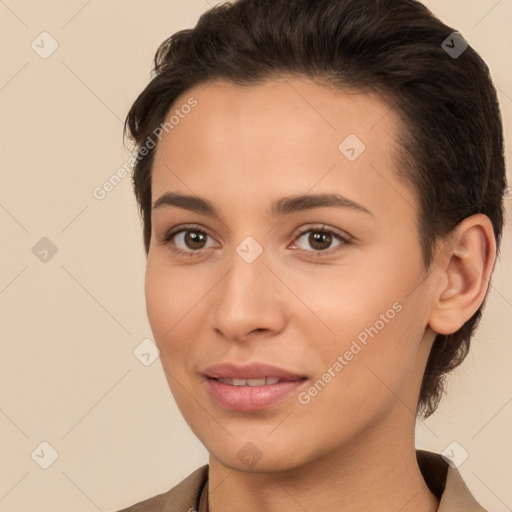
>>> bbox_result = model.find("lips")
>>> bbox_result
[217,377,283,386]
[202,362,306,381]
[202,362,307,411]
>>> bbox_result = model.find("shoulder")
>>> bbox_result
[416,449,488,512]
[442,463,489,511]
[112,464,209,512]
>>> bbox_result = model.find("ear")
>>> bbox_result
[428,214,497,335]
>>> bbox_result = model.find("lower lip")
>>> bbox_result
[205,378,307,411]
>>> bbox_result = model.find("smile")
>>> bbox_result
[216,377,283,386]
[205,377,307,411]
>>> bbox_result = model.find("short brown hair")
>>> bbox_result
[124,0,507,418]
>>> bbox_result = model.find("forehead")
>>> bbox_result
[156,76,398,153]
[151,76,414,221]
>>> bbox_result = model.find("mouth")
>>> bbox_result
[213,376,305,386]
[202,362,308,411]
[202,361,306,381]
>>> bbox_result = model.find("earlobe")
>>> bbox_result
[428,214,497,335]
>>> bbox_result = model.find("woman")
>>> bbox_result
[116,0,506,510]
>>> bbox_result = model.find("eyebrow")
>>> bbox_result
[152,191,373,218]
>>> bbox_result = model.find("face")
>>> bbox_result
[145,77,437,473]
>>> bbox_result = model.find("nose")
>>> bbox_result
[210,245,288,343]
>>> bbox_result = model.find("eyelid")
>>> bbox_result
[163,224,206,238]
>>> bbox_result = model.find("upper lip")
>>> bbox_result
[203,362,306,381]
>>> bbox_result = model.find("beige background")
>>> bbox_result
[0,1,511,511]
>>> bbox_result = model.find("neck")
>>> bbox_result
[207,419,439,512]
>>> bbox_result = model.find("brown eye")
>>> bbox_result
[308,231,333,251]
[163,225,220,257]
[183,230,208,250]
[290,226,349,255]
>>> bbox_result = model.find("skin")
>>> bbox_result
[144,76,496,512]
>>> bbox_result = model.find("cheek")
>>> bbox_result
[144,259,197,365]
[144,260,171,340]
[292,255,427,401]
[144,262,202,414]
[144,255,204,337]
[333,301,427,420]
[286,255,411,341]
[297,304,423,434]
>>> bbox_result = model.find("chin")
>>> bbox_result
[204,433,321,474]
[213,450,306,474]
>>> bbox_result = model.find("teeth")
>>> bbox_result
[217,377,282,386]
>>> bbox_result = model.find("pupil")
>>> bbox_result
[186,231,205,249]
[310,231,331,250]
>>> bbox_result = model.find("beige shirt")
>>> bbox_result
[115,450,487,511]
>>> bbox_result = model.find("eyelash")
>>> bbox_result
[161,224,351,258]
